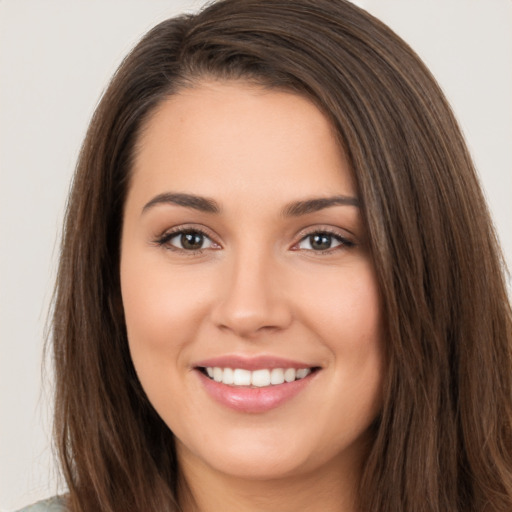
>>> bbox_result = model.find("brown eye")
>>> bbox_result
[163,230,216,251]
[180,232,205,250]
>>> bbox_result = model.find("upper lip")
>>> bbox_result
[193,355,320,371]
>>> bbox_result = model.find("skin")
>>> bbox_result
[120,81,384,512]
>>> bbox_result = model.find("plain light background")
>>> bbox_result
[1,1,510,510]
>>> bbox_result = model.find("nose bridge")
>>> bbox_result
[211,242,291,337]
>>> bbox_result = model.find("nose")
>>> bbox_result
[210,250,293,338]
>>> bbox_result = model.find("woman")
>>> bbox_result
[20,0,512,511]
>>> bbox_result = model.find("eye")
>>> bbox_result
[296,231,353,251]
[158,229,218,251]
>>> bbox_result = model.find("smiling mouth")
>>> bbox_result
[198,366,320,387]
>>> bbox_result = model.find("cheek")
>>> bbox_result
[299,261,384,412]
[120,253,205,424]
[120,254,192,405]
[299,261,382,353]
[121,252,211,353]
[122,275,178,357]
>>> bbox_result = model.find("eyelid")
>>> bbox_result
[290,225,356,252]
[153,224,222,252]
[151,223,356,254]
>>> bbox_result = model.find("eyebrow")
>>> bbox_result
[281,195,360,216]
[141,192,359,216]
[142,192,220,214]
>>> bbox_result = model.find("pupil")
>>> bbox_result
[310,234,331,250]
[181,232,203,250]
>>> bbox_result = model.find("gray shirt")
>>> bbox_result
[16,497,67,512]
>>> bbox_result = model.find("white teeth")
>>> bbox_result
[233,369,251,386]
[296,368,309,379]
[203,367,313,387]
[284,368,296,382]
[223,367,234,385]
[270,368,285,385]
[251,369,271,387]
[213,367,223,382]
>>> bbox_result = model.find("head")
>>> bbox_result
[53,1,512,511]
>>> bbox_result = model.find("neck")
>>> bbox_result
[177,447,363,512]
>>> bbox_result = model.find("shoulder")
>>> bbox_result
[15,496,68,512]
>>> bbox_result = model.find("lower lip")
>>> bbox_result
[196,370,317,413]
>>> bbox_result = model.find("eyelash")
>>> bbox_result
[153,226,217,255]
[292,228,355,254]
[153,227,355,255]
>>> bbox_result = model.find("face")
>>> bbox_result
[120,81,383,483]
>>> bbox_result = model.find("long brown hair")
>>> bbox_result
[52,1,512,510]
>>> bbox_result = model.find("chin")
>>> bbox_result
[182,443,314,482]
[175,422,314,477]
[174,421,368,484]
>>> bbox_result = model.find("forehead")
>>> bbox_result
[129,81,355,206]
